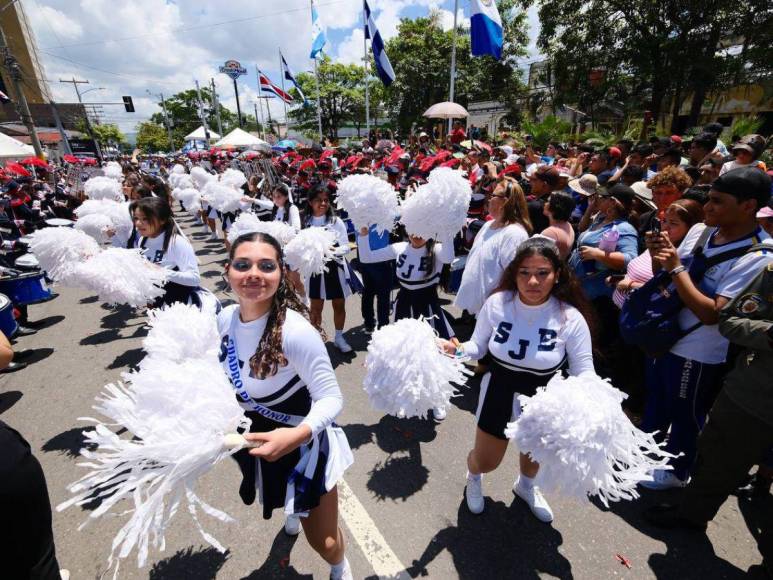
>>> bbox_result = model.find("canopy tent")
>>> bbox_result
[214,128,269,149]
[0,131,36,160]
[183,126,220,142]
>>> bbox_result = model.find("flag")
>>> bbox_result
[258,69,294,105]
[363,0,395,86]
[310,0,327,59]
[0,90,9,103]
[280,52,306,104]
[470,0,504,60]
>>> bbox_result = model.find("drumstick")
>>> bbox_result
[223,433,263,449]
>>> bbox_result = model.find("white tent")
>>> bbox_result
[214,128,269,149]
[0,131,35,160]
[184,126,220,142]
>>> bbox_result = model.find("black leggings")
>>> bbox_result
[0,421,61,579]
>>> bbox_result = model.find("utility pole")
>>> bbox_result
[60,77,103,161]
[159,93,174,152]
[49,102,71,155]
[253,101,262,136]
[0,27,43,157]
[447,0,459,134]
[258,96,273,134]
[210,78,223,136]
[194,79,211,145]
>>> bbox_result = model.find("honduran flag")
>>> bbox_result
[258,70,294,104]
[364,0,395,87]
[470,0,503,60]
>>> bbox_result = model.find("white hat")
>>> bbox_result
[631,181,657,210]
[568,174,599,196]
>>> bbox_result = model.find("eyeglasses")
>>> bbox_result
[230,259,280,273]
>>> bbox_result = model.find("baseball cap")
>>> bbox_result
[670,135,683,145]
[568,174,599,196]
[600,183,635,210]
[731,134,766,157]
[712,166,772,207]
[531,165,560,188]
[607,146,622,159]
[757,206,773,219]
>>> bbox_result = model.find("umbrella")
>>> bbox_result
[20,157,49,168]
[423,101,469,119]
[63,154,80,164]
[276,139,297,149]
[81,157,98,166]
[4,162,31,176]
[460,140,493,154]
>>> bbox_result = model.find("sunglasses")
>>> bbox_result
[230,259,280,273]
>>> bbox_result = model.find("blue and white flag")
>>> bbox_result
[281,52,307,104]
[364,0,395,87]
[309,0,327,59]
[470,0,503,60]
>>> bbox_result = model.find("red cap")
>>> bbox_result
[498,164,522,179]
[670,135,683,145]
[608,146,622,159]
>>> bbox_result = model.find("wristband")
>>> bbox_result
[669,265,686,277]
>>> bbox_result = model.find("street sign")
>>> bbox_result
[219,60,247,81]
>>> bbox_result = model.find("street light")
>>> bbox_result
[81,87,106,97]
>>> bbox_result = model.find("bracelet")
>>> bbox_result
[669,265,687,277]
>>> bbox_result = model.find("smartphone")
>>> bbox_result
[650,217,661,234]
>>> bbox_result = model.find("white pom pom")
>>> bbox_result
[219,168,247,190]
[336,174,398,234]
[28,227,101,283]
[84,176,124,202]
[227,213,297,245]
[171,163,186,174]
[102,162,123,182]
[190,166,214,189]
[504,373,675,507]
[363,318,469,418]
[70,248,168,307]
[284,227,337,279]
[175,174,194,190]
[75,199,133,240]
[143,303,221,364]
[74,213,114,243]
[400,167,471,240]
[201,182,242,213]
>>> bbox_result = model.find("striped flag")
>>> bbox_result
[258,69,294,104]
[364,0,395,86]
[280,52,306,104]
[309,0,327,59]
[470,0,504,60]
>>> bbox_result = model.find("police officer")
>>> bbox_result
[645,258,773,573]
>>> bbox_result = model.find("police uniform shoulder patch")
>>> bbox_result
[737,293,763,315]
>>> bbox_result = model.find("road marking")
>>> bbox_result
[338,479,410,579]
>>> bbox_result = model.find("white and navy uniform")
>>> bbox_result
[128,229,218,310]
[252,198,302,230]
[462,291,594,439]
[357,233,456,338]
[305,215,360,300]
[218,306,353,518]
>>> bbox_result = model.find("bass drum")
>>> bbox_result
[14,253,40,272]
[45,218,75,228]
[0,293,18,338]
[0,272,53,305]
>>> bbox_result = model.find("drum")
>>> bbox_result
[45,218,75,228]
[0,272,53,305]
[0,293,18,338]
[14,253,40,272]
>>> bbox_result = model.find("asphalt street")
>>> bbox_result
[1,212,770,579]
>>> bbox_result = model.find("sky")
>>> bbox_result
[23,0,541,134]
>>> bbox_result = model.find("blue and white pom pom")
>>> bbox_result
[505,373,674,506]
[363,318,469,419]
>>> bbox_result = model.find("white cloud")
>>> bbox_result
[27,4,83,40]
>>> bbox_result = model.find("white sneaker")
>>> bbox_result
[60,571,70,580]
[330,557,353,580]
[209,232,219,241]
[465,472,484,514]
[433,406,447,421]
[514,478,554,523]
[639,469,689,490]
[284,514,301,536]
[334,335,352,353]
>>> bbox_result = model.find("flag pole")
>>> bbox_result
[363,0,370,138]
[313,57,324,144]
[255,66,265,139]
[279,49,290,138]
[448,0,459,134]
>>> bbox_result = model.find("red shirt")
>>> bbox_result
[449,128,466,144]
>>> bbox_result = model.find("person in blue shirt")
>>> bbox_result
[357,224,394,331]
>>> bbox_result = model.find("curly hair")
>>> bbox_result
[228,232,322,379]
[646,165,693,191]
[493,237,597,340]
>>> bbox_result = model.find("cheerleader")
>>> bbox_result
[244,175,272,221]
[440,238,595,522]
[220,231,354,580]
[127,197,216,310]
[249,183,302,230]
[303,184,358,353]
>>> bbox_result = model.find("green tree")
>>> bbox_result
[382,4,529,134]
[90,123,127,147]
[288,56,366,139]
[534,0,772,132]
[135,121,169,153]
[149,88,239,149]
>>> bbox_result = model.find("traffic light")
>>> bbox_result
[122,96,135,113]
